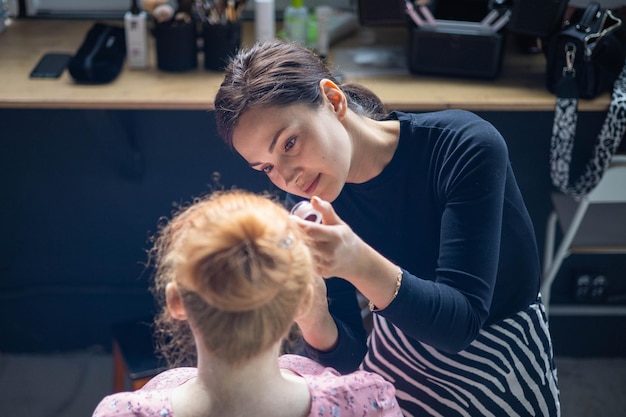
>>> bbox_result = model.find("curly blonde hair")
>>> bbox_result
[149,189,313,367]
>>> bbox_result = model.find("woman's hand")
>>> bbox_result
[292,196,363,280]
[292,196,404,312]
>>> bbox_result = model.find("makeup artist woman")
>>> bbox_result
[214,40,561,417]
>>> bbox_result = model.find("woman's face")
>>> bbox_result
[231,103,352,201]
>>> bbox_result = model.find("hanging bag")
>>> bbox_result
[546,2,626,199]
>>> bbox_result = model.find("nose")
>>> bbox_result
[275,163,299,189]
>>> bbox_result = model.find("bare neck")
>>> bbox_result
[344,111,401,184]
[171,343,311,417]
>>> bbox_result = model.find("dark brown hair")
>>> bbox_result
[214,40,388,148]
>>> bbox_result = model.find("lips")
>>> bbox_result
[303,174,320,195]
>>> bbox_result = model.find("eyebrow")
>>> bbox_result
[248,126,287,168]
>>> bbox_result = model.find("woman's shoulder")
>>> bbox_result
[394,108,475,121]
[396,109,506,153]
[91,368,197,417]
[279,355,401,416]
[396,109,496,133]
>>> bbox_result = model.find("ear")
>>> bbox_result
[166,282,187,320]
[319,78,347,119]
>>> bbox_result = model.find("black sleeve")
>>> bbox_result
[379,113,511,352]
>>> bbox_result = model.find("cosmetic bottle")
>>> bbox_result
[284,0,308,45]
[315,5,332,58]
[124,0,149,68]
[255,0,275,42]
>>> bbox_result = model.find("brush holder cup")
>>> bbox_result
[154,20,198,72]
[202,22,241,71]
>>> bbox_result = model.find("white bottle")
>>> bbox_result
[124,0,149,69]
[284,0,308,45]
[315,5,332,58]
[255,0,275,42]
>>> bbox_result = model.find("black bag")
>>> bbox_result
[545,2,625,99]
[68,23,126,84]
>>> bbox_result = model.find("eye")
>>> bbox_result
[261,164,274,174]
[284,136,296,151]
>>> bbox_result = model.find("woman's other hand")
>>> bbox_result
[294,273,339,352]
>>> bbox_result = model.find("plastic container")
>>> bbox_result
[284,0,308,45]
[255,0,275,42]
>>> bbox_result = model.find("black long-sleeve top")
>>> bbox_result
[289,110,541,373]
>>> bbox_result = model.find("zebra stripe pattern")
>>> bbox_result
[361,302,561,417]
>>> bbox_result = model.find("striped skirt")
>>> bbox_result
[361,301,560,417]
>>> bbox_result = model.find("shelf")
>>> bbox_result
[549,304,626,316]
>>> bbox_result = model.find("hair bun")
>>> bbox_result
[173,192,309,314]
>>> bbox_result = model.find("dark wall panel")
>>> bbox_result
[0,109,275,352]
[0,108,622,354]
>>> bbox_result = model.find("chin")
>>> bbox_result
[320,188,342,203]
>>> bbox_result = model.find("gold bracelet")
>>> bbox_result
[369,268,403,313]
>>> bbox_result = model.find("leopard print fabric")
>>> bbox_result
[550,60,626,200]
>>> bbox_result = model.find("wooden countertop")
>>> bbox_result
[0,18,612,111]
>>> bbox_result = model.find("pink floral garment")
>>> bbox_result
[92,366,195,417]
[92,355,402,417]
[279,354,402,417]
